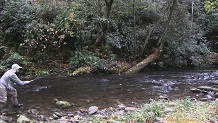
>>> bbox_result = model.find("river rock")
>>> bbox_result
[88,106,98,115]
[197,86,218,92]
[117,104,126,109]
[159,95,168,100]
[190,88,202,93]
[52,114,60,119]
[0,119,7,123]
[73,115,83,121]
[208,118,217,123]
[27,109,39,115]
[213,85,218,88]
[53,99,72,108]
[54,112,63,117]
[190,98,197,102]
[199,98,210,101]
[58,118,69,122]
[17,115,31,123]
[0,115,10,122]
[125,107,136,111]
[114,110,125,115]
[108,119,122,123]
[214,92,218,98]
[209,80,218,85]
[205,94,214,100]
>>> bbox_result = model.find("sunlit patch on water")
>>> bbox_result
[32,85,50,92]
[150,80,178,93]
[23,85,51,92]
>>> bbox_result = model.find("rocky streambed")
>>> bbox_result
[1,98,218,123]
[190,80,218,101]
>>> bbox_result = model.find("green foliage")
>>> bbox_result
[90,0,163,60]
[21,3,78,63]
[204,0,218,14]
[160,3,210,67]
[207,13,218,52]
[85,99,218,123]
[0,0,215,70]
[0,46,6,59]
[0,0,38,48]
[69,49,106,69]
[0,51,25,73]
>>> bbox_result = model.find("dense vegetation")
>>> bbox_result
[86,98,218,123]
[0,0,218,75]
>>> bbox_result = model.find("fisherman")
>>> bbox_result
[0,64,32,108]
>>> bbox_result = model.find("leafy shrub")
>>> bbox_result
[69,49,106,69]
[0,0,38,49]
[0,51,25,73]
[204,0,218,14]
[161,3,210,67]
[21,2,79,63]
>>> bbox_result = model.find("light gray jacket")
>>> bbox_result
[0,69,27,90]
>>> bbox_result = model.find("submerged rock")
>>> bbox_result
[190,88,202,93]
[53,99,72,108]
[197,86,218,92]
[27,109,39,115]
[209,80,218,85]
[214,92,218,98]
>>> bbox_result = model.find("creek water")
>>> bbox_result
[13,67,218,116]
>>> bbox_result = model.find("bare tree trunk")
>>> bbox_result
[158,0,178,51]
[104,0,113,18]
[0,0,4,14]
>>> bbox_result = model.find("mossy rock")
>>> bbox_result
[53,99,72,108]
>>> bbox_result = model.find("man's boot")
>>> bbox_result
[13,103,23,108]
[12,97,23,108]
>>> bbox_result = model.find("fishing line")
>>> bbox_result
[30,67,70,82]
[96,68,107,82]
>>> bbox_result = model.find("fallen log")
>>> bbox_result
[125,48,160,74]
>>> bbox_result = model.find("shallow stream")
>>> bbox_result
[12,67,218,116]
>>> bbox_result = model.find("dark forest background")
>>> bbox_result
[0,0,218,76]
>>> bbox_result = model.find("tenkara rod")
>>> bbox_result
[30,67,70,82]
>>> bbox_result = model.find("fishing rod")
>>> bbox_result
[30,73,55,82]
[29,67,70,82]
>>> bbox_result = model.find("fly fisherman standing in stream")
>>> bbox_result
[0,64,32,108]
